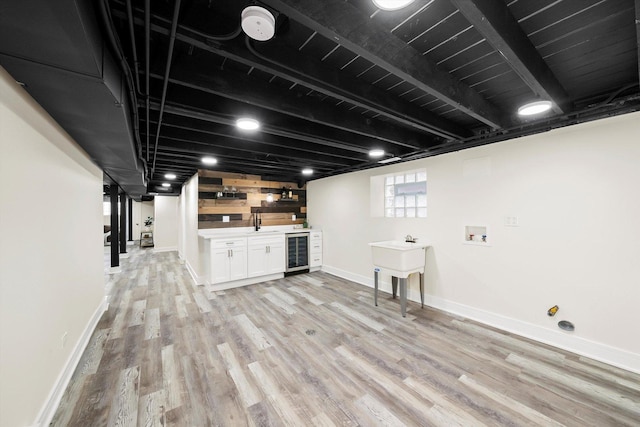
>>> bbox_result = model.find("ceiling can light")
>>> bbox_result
[372,0,415,11]
[369,149,385,158]
[518,100,552,116]
[302,168,314,176]
[202,156,218,165]
[236,117,260,130]
[241,6,276,41]
[165,173,176,179]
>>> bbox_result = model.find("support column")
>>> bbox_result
[109,185,119,269]
[119,193,127,254]
[127,197,133,241]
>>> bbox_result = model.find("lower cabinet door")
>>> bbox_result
[267,243,285,274]
[247,245,268,278]
[228,246,247,281]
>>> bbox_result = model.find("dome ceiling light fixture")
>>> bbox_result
[372,0,416,11]
[236,117,260,130]
[518,100,553,116]
[241,6,276,41]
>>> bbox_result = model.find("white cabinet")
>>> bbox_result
[248,234,285,278]
[210,237,247,284]
[309,231,323,270]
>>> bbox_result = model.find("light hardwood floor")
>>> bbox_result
[53,245,640,426]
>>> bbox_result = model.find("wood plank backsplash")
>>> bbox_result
[198,170,307,229]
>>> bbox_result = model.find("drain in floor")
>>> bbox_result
[305,329,316,336]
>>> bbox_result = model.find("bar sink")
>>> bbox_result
[369,240,430,317]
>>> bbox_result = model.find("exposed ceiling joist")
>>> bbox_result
[450,0,571,114]
[263,0,506,129]
[152,62,434,149]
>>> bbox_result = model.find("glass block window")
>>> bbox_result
[384,170,427,218]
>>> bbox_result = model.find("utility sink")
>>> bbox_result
[369,240,431,317]
[369,240,429,277]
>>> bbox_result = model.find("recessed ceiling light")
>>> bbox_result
[372,0,415,11]
[162,183,171,187]
[165,173,176,179]
[236,117,260,130]
[369,149,385,158]
[518,100,552,116]
[202,156,218,165]
[302,168,314,175]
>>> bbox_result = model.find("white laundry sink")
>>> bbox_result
[369,240,429,277]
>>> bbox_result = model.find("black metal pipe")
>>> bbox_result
[145,0,151,166]
[151,0,182,175]
[110,185,120,268]
[125,0,141,93]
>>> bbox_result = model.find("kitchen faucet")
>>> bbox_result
[254,210,261,231]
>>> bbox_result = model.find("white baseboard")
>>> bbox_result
[322,264,640,374]
[153,246,178,253]
[185,260,204,285]
[33,299,108,427]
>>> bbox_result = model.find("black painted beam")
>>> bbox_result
[450,0,571,114]
[110,185,119,268]
[119,193,127,253]
[115,6,466,139]
[262,0,506,128]
[150,60,433,149]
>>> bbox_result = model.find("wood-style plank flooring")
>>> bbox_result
[53,245,640,426]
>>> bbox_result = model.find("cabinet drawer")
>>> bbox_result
[310,231,322,240]
[212,238,247,249]
[310,241,322,253]
[310,254,322,267]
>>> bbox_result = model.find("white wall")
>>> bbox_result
[0,67,105,426]
[153,196,178,252]
[309,112,640,373]
[132,200,154,239]
[179,174,202,283]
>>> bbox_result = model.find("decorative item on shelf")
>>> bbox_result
[288,186,293,199]
[281,186,287,199]
[266,193,274,203]
[303,219,308,228]
[482,234,487,242]
[547,305,559,316]
[468,233,474,241]
[143,216,153,231]
[231,186,237,197]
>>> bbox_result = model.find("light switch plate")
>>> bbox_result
[504,216,519,227]
[223,215,230,223]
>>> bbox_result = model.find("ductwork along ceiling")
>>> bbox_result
[1,0,639,197]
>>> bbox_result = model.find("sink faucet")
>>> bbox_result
[254,210,261,231]
[405,234,417,243]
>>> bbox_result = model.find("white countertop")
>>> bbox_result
[198,226,319,239]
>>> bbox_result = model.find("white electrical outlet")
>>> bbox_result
[222,215,230,223]
[504,216,519,227]
[292,214,296,221]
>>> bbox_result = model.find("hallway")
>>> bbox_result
[53,247,640,426]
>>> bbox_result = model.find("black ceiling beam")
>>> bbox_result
[114,6,466,140]
[149,119,371,162]
[242,38,466,140]
[145,88,412,154]
[149,61,433,149]
[143,130,358,168]
[450,0,571,114]
[262,0,506,129]
[148,101,412,157]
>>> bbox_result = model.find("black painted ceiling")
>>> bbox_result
[2,0,639,197]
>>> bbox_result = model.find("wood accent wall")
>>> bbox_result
[198,170,307,229]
